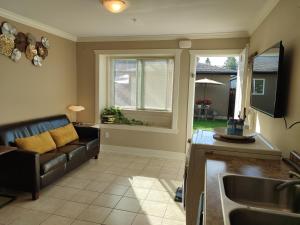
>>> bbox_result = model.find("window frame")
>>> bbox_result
[252,78,265,95]
[94,49,182,133]
[109,56,175,112]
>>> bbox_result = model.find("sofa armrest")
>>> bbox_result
[0,149,40,194]
[75,126,100,139]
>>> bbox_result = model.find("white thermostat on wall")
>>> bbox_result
[179,40,192,49]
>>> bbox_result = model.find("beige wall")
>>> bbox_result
[77,38,248,152]
[0,16,77,125]
[248,0,300,156]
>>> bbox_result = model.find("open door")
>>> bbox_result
[234,46,249,118]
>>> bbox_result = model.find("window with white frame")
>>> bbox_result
[110,58,174,111]
[252,78,265,95]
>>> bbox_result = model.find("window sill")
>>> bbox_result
[99,123,179,134]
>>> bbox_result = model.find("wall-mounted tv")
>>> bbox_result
[250,41,285,118]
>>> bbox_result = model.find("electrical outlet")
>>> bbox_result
[105,131,110,139]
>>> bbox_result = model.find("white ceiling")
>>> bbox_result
[0,0,279,41]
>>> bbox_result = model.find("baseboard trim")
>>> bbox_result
[100,144,185,160]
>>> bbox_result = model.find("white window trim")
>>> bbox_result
[94,49,182,134]
[109,57,174,112]
[252,78,265,95]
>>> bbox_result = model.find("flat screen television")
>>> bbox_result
[250,41,285,118]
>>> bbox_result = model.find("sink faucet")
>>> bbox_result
[276,171,300,191]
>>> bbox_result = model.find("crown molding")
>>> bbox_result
[248,0,280,35]
[77,31,249,42]
[0,7,77,42]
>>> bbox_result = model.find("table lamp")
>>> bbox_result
[68,105,85,124]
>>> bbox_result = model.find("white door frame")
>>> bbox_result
[186,49,242,151]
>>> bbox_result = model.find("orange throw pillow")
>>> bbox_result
[49,123,79,147]
[15,131,56,154]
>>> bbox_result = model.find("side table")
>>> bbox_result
[0,146,17,208]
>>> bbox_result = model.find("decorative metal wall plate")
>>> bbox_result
[0,34,14,56]
[36,42,48,59]
[15,32,27,52]
[33,55,42,67]
[11,48,22,62]
[27,33,36,45]
[25,44,37,60]
[41,37,50,48]
[1,22,17,40]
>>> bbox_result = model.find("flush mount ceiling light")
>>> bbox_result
[101,0,128,13]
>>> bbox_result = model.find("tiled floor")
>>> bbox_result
[0,151,186,225]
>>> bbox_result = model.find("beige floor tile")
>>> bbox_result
[139,201,168,217]
[64,177,91,189]
[71,190,99,204]
[113,176,133,186]
[43,186,80,200]
[132,214,163,225]
[164,204,185,221]
[72,171,100,180]
[125,187,150,200]
[146,190,172,203]
[132,179,154,189]
[41,215,73,225]
[92,194,122,208]
[104,167,124,175]
[0,206,27,224]
[16,197,66,213]
[115,197,143,213]
[104,209,136,225]
[71,220,100,225]
[121,169,142,177]
[85,181,110,193]
[104,184,129,195]
[94,174,117,183]
[77,205,111,223]
[162,219,186,225]
[128,163,147,170]
[55,201,88,218]
[1,207,49,225]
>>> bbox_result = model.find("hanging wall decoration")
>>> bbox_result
[0,21,50,67]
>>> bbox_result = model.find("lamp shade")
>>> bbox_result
[101,0,128,13]
[68,105,85,112]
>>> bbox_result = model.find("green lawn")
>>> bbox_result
[193,119,227,131]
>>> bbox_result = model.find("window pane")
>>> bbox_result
[143,59,174,110]
[112,59,137,108]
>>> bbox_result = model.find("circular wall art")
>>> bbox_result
[0,20,49,66]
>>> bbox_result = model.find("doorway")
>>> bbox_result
[186,49,248,148]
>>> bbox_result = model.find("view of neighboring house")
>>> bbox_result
[195,63,237,119]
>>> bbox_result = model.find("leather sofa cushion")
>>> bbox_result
[58,144,86,161]
[69,138,99,151]
[0,115,70,146]
[15,131,56,154]
[49,124,79,147]
[40,151,67,174]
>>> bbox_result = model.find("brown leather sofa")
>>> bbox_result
[0,115,100,200]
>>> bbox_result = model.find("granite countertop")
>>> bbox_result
[205,154,292,225]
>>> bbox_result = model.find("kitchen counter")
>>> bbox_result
[205,154,292,225]
[192,130,281,159]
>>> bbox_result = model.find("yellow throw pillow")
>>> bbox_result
[15,131,57,154]
[49,123,79,147]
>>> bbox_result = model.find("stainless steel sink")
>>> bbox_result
[229,208,300,225]
[223,174,300,213]
[219,173,300,225]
